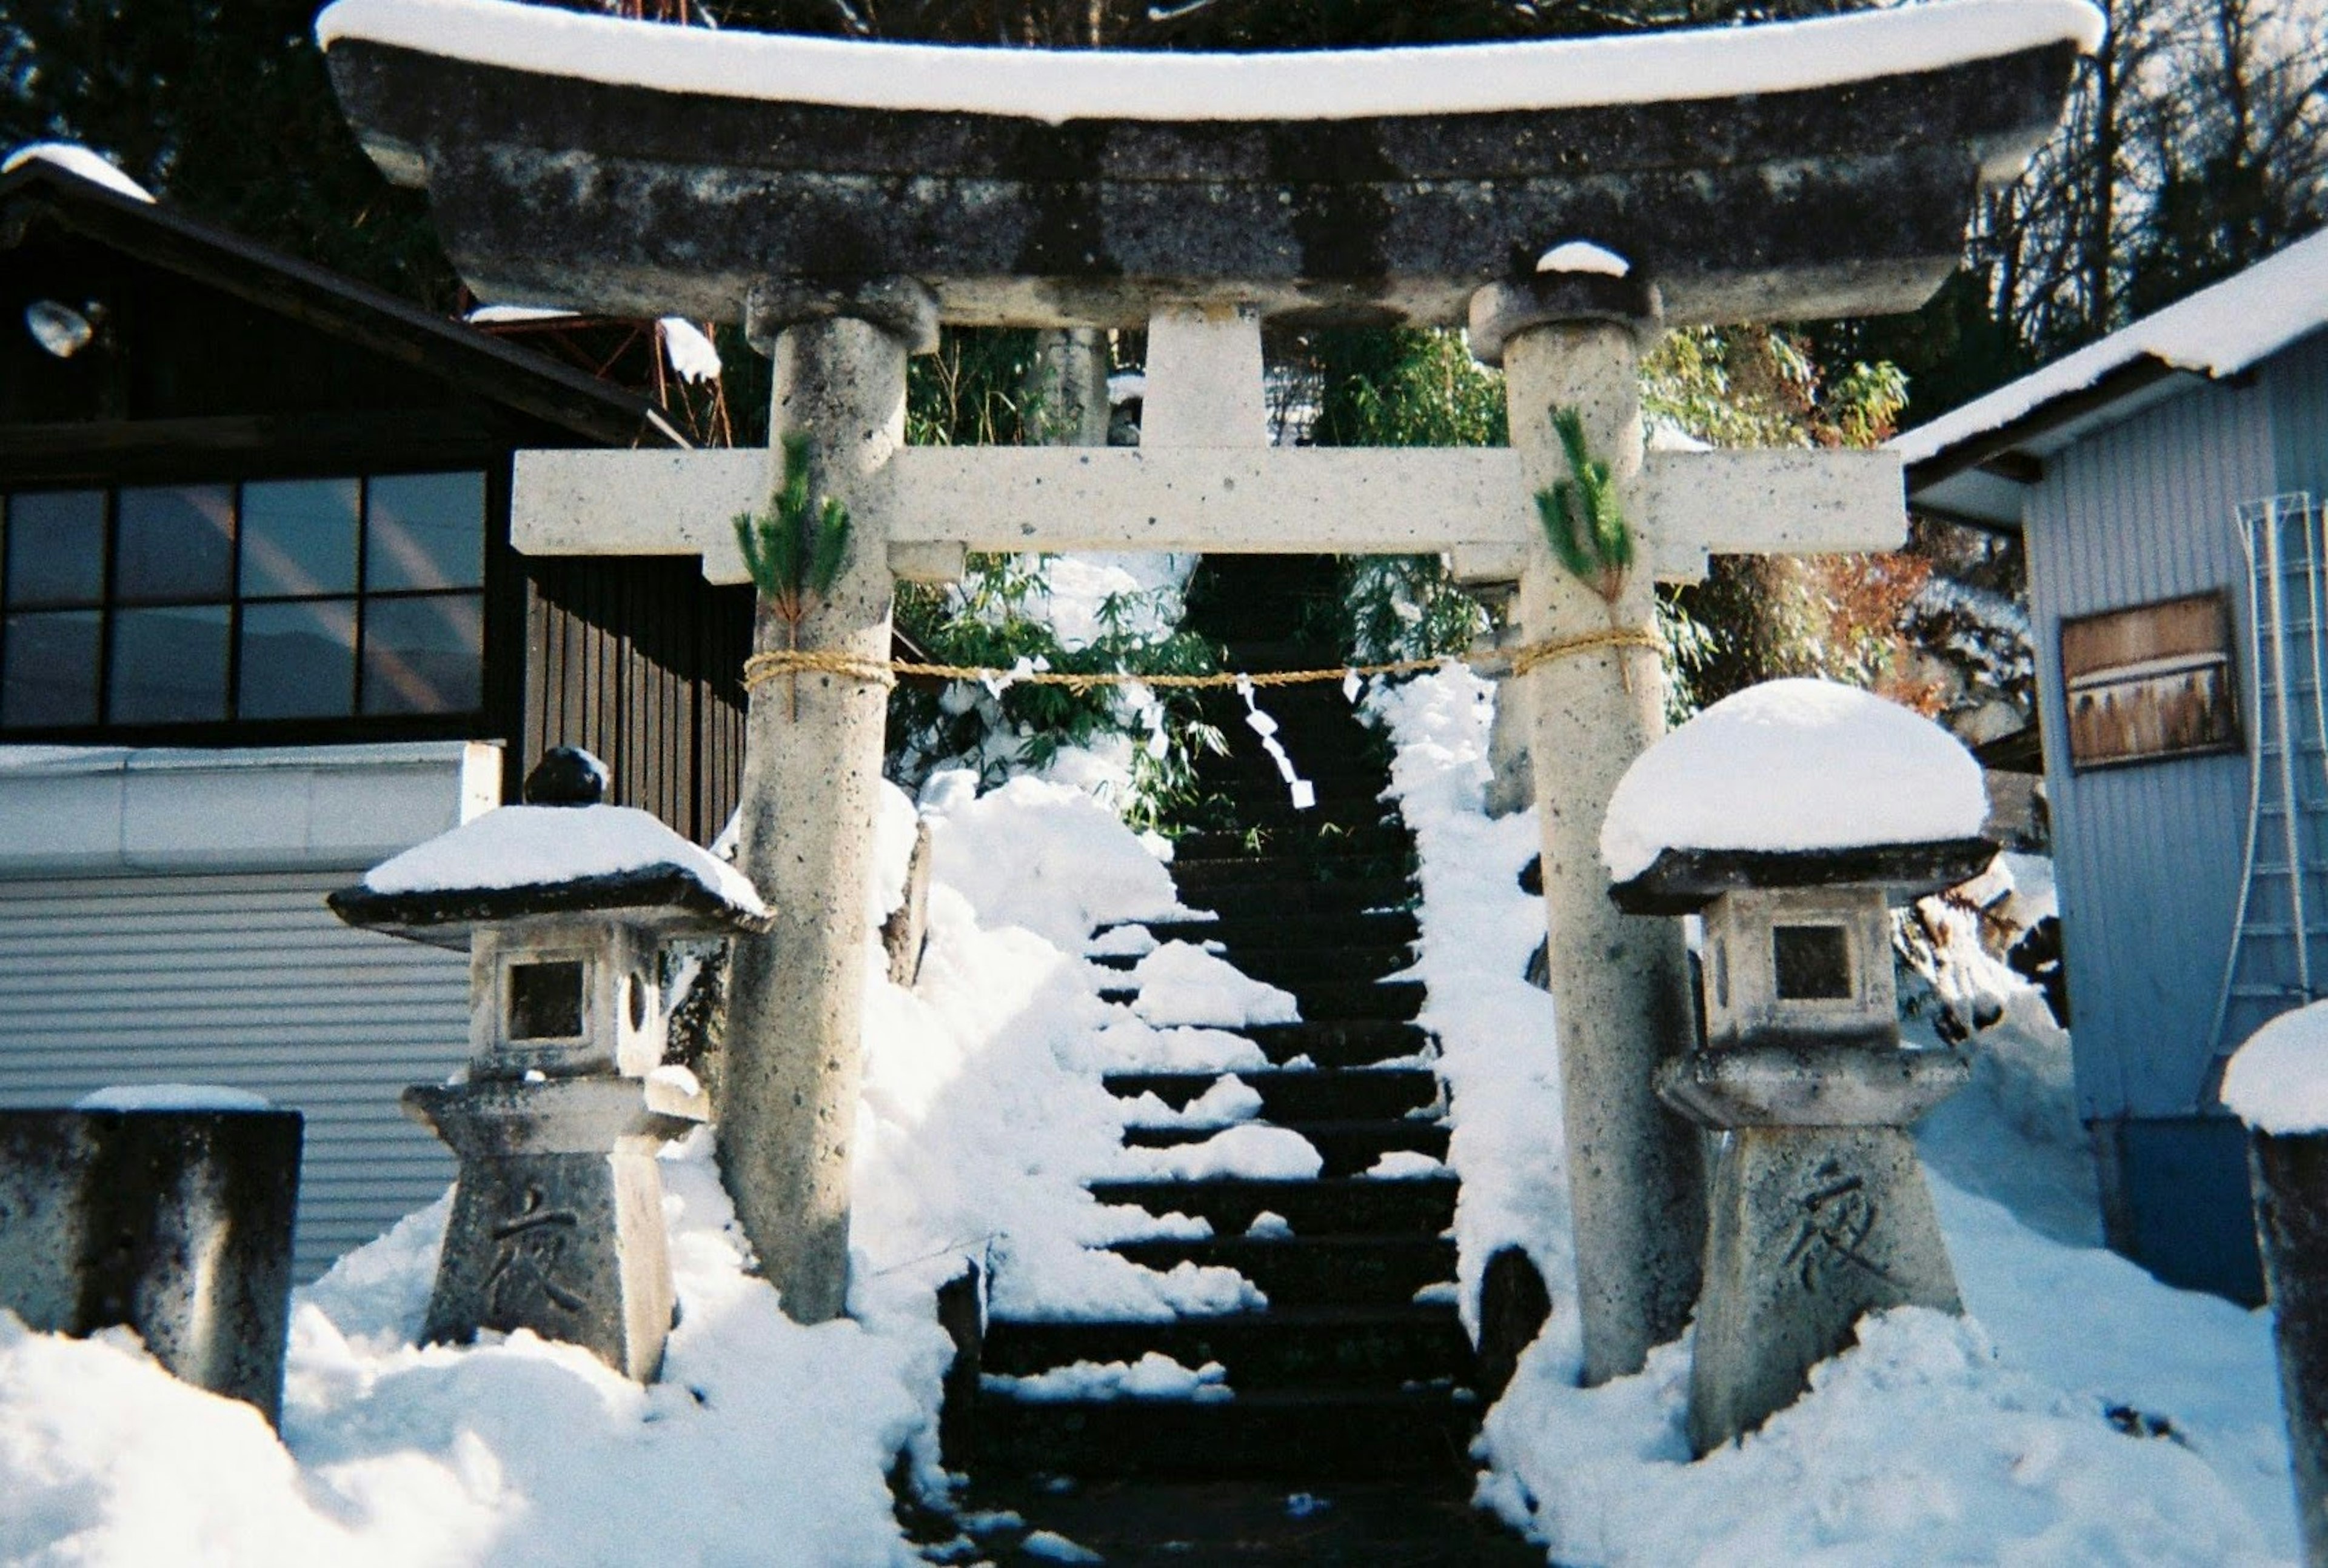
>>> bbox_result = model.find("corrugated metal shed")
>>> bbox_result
[2023,378,2278,1120]
[0,869,469,1282]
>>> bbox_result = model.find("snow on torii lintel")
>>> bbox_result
[1600,678,1989,884]
[316,0,2104,127]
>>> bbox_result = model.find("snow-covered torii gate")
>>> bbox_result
[319,0,2099,1380]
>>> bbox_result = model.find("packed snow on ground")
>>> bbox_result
[2224,1000,2328,1135]
[73,1084,273,1112]
[1600,677,1990,882]
[3,142,154,202]
[361,802,767,918]
[1,764,1313,1563]
[317,0,2102,125]
[1126,941,1300,1029]
[982,1351,1230,1403]
[1371,666,2295,1566]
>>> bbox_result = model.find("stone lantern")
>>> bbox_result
[329,748,771,1381]
[1601,679,1996,1455]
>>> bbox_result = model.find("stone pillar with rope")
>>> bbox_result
[1473,276,1708,1386]
[720,280,935,1325]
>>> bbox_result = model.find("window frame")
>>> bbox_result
[0,456,512,747]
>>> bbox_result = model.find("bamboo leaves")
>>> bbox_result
[1534,405,1633,609]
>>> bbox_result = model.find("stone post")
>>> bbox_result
[723,282,933,1323]
[2247,1127,2328,1565]
[1476,280,1706,1385]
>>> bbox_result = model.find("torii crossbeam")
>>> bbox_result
[319,0,2099,1375]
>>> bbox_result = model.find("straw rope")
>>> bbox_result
[740,624,1661,695]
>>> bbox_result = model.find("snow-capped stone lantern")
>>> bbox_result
[329,748,771,1381]
[1602,679,1995,1455]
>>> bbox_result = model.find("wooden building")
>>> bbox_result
[1898,229,2328,1303]
[0,154,752,1276]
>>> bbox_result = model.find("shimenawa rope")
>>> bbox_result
[739,624,1662,695]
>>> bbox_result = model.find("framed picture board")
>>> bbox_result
[2059,590,2242,770]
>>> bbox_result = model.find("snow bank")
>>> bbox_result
[1600,678,1988,882]
[361,802,767,916]
[922,773,1184,949]
[316,0,2102,126]
[3,142,153,202]
[73,1084,272,1112]
[1,1135,936,1567]
[2224,1001,2328,1135]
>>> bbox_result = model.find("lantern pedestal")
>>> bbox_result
[1662,1053,1968,1456]
[406,1075,706,1383]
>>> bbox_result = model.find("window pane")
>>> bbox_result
[1,610,101,726]
[110,604,230,723]
[366,473,484,592]
[5,492,106,607]
[241,479,358,598]
[240,599,356,720]
[1773,924,1853,1001]
[117,485,234,604]
[361,593,482,715]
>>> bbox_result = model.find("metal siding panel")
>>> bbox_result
[0,869,468,1281]
[2269,329,2328,499]
[2029,381,2278,1120]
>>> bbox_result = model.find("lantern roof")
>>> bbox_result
[315,0,2100,329]
[329,749,770,946]
[1604,678,1994,912]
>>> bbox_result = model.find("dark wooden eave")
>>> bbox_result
[0,161,681,452]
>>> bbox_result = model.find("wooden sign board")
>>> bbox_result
[2060,590,2242,770]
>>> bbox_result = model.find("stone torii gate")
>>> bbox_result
[319,0,2097,1381]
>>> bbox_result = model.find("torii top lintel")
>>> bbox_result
[317,0,2099,332]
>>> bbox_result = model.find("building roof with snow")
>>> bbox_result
[1895,224,2328,530]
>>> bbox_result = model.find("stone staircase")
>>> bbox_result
[936,559,1538,1565]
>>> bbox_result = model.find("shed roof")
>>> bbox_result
[0,153,684,452]
[1895,224,2328,528]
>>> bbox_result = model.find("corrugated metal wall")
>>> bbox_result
[2270,329,2328,500]
[0,869,469,1281]
[521,556,753,846]
[2025,379,2279,1121]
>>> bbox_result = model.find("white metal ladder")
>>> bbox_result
[2209,493,2328,1099]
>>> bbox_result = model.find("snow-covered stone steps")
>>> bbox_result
[1171,821,1413,862]
[969,1387,1481,1481]
[1240,1020,1434,1069]
[1137,909,1419,949]
[982,1307,1471,1393]
[1092,943,1417,989]
[1106,1066,1439,1123]
[1123,1119,1450,1178]
[1086,1175,1458,1238]
[1163,860,1413,906]
[1105,1235,1456,1307]
[1097,976,1427,1021]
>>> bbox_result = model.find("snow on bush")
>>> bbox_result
[1600,677,1988,882]
[921,772,1186,949]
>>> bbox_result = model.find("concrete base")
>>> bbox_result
[405,1078,701,1381]
[2249,1129,2328,1567]
[0,1109,301,1423]
[1688,1125,1962,1455]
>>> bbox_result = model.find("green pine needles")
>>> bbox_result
[735,432,853,621]
[735,432,854,718]
[1534,405,1634,609]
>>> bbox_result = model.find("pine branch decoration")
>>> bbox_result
[1534,405,1633,609]
[734,432,855,718]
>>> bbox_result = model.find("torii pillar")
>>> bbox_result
[1474,277,1705,1383]
[720,281,936,1324]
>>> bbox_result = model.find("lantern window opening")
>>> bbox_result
[1771,922,1855,1004]
[507,957,589,1041]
